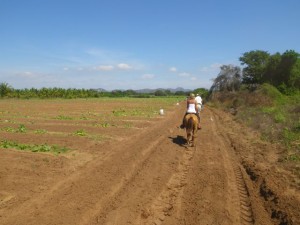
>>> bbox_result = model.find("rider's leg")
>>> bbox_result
[180,113,188,128]
[196,113,201,129]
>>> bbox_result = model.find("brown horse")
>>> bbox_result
[183,114,199,147]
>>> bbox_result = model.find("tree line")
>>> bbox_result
[211,49,300,94]
[0,83,209,99]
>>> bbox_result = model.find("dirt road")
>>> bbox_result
[0,103,299,225]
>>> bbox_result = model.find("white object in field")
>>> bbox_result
[176,102,179,105]
[159,109,164,115]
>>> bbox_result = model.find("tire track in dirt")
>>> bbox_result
[80,132,169,225]
[211,109,254,225]
[92,105,256,225]
[1,103,262,225]
[168,107,256,225]
[134,143,195,225]
[88,111,190,225]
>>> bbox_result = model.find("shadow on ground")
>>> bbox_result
[169,135,187,147]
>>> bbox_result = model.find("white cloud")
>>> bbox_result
[200,63,222,72]
[178,72,191,77]
[18,71,39,79]
[141,74,155,79]
[63,67,69,71]
[117,63,131,70]
[210,63,222,69]
[190,77,197,81]
[169,67,177,72]
[95,65,114,71]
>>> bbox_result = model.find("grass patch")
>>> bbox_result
[0,140,68,154]
[101,122,111,128]
[2,126,16,132]
[54,115,73,120]
[210,84,300,151]
[1,124,27,133]
[274,112,286,123]
[74,129,87,136]
[112,109,127,117]
[34,129,47,134]
[18,124,27,133]
[285,154,300,162]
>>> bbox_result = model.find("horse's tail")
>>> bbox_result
[185,115,196,132]
[187,116,194,130]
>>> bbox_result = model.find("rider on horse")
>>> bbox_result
[180,93,201,130]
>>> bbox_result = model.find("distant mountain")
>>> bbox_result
[93,88,108,92]
[132,87,192,93]
[93,87,192,93]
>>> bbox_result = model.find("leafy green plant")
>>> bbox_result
[274,112,286,123]
[18,124,27,133]
[34,129,47,134]
[262,107,276,114]
[130,109,143,116]
[285,154,300,162]
[2,127,16,132]
[294,121,300,132]
[74,129,87,136]
[112,109,127,116]
[80,115,88,120]
[0,140,68,154]
[54,115,73,120]
[101,123,111,128]
[283,128,300,148]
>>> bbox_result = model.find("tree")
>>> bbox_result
[174,91,186,96]
[263,52,281,85]
[154,89,167,96]
[278,50,300,87]
[210,65,242,92]
[239,50,270,85]
[0,82,13,97]
[193,88,209,98]
[239,49,300,92]
[289,58,300,89]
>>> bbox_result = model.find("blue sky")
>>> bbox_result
[0,0,299,90]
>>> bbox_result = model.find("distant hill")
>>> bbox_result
[94,87,192,93]
[93,88,108,92]
[135,87,192,93]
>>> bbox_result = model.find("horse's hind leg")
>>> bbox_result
[186,133,191,146]
[191,133,197,147]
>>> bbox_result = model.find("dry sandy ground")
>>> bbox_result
[0,101,299,225]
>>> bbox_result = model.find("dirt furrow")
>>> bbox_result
[1,105,185,225]
[2,102,289,225]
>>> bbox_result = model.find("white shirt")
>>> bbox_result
[187,103,197,113]
[195,96,202,105]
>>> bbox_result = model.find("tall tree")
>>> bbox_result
[278,50,300,87]
[288,57,300,89]
[263,52,281,84]
[210,65,242,92]
[239,50,270,85]
[0,82,13,97]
